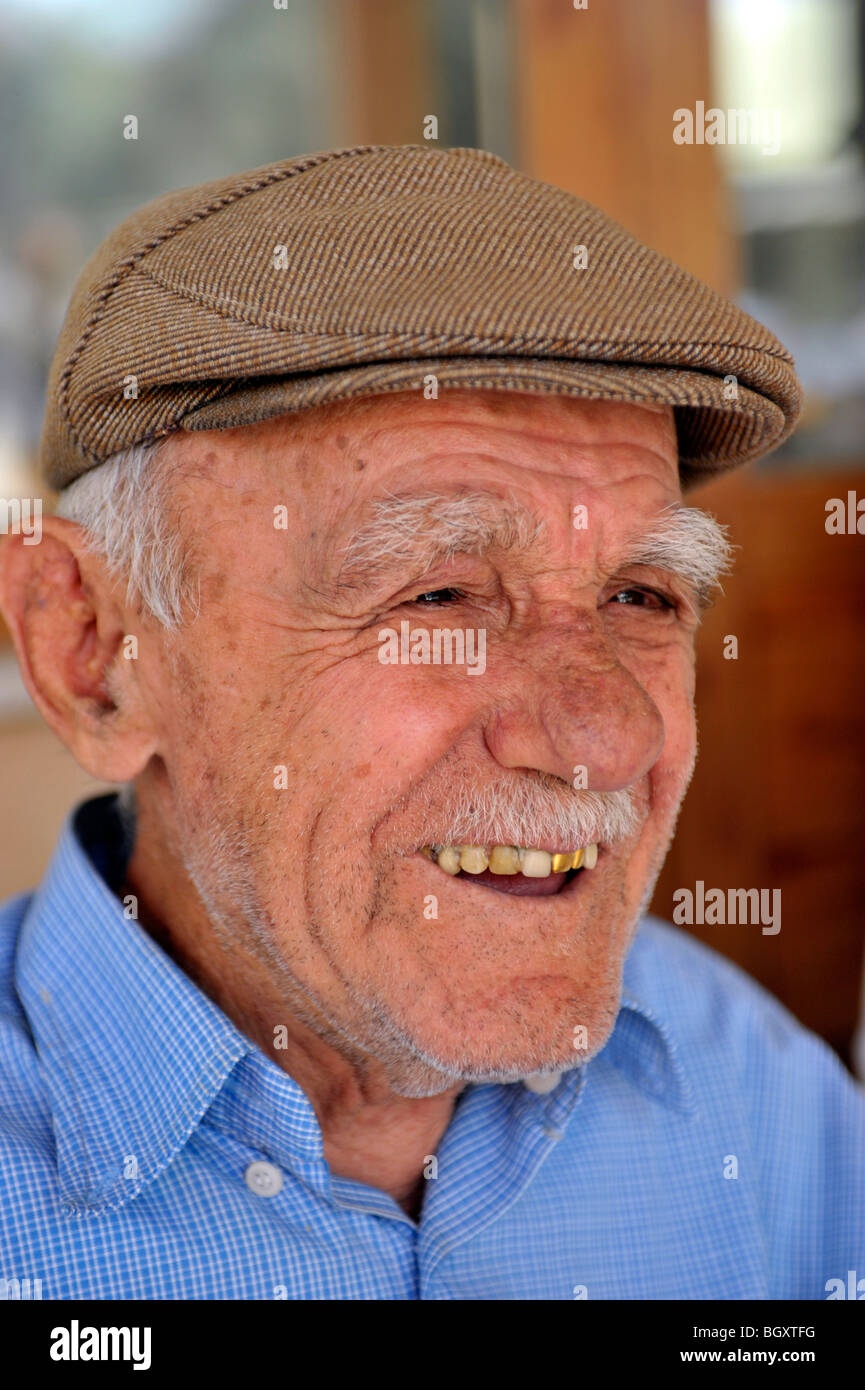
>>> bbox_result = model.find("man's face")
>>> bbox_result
[137,390,706,1095]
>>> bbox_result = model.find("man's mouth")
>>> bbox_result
[420,843,599,897]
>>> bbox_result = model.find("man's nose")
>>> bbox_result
[483,621,666,791]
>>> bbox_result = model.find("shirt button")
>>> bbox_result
[244,1161,284,1197]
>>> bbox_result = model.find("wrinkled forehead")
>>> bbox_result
[174,390,680,501]
[159,393,727,609]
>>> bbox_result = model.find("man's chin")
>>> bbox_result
[379,1001,621,1098]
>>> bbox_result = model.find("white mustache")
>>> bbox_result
[426,777,642,850]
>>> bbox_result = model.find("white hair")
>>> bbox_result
[54,436,197,629]
[340,491,733,611]
[55,439,734,633]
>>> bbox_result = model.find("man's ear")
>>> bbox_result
[0,516,159,781]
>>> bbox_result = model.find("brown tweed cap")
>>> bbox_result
[40,143,801,491]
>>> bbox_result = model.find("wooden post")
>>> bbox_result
[329,0,435,149]
[513,0,739,294]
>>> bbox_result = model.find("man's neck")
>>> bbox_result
[121,812,462,1218]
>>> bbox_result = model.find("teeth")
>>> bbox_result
[459,846,489,874]
[436,846,462,875]
[488,845,521,875]
[423,844,599,878]
[519,848,553,877]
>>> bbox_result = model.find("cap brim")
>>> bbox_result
[179,355,789,488]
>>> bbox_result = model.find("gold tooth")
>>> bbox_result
[426,843,597,876]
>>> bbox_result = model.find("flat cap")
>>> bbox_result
[40,143,802,491]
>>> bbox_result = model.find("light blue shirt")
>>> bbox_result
[1,794,863,1300]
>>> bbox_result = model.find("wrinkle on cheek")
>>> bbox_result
[623,628,696,693]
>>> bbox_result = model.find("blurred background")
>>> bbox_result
[0,0,863,1072]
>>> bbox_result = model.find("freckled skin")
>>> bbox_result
[0,390,697,1216]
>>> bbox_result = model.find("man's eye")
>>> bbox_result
[410,588,464,606]
[608,587,673,610]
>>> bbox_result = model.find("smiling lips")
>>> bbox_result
[421,843,599,897]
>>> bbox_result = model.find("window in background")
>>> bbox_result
[711,0,865,465]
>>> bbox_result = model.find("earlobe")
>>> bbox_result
[0,519,158,781]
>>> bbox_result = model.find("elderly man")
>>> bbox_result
[0,145,862,1302]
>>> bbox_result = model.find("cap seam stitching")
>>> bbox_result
[75,363,780,462]
[181,370,774,454]
[127,261,796,367]
[55,144,396,465]
[188,367,770,415]
[73,259,799,387]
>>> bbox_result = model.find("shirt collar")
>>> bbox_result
[508,941,697,1129]
[15,795,694,1215]
[612,928,697,1116]
[14,795,322,1214]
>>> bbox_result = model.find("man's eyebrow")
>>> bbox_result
[332,490,545,591]
[617,504,734,610]
[329,491,733,611]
